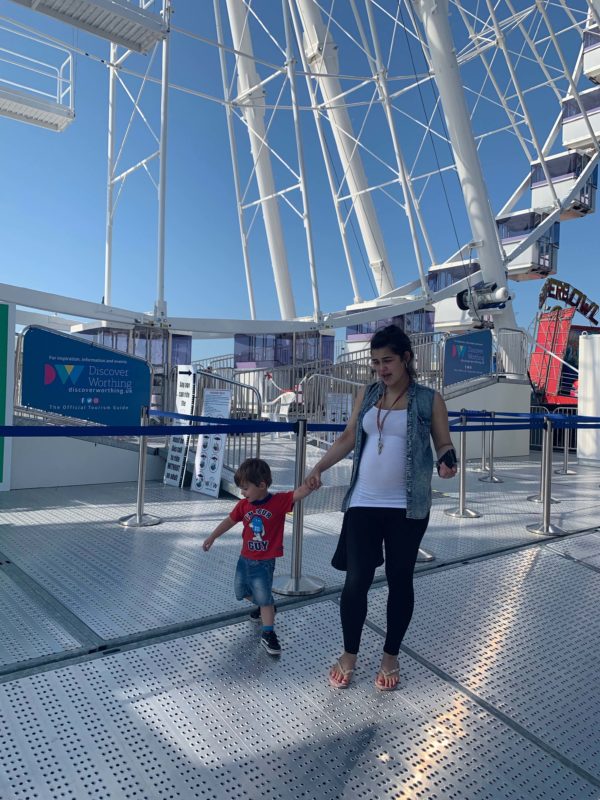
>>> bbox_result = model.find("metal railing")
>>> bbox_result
[302,374,365,447]
[0,21,73,110]
[530,404,578,453]
[194,369,263,470]
[495,328,529,377]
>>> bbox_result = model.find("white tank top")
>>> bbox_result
[349,406,407,508]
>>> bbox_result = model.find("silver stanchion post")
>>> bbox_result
[445,413,481,519]
[527,415,559,504]
[119,406,161,528]
[527,418,566,536]
[273,419,325,596]
[554,416,576,476]
[472,409,488,473]
[479,411,503,483]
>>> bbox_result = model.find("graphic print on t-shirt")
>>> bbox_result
[246,508,272,551]
[230,492,294,560]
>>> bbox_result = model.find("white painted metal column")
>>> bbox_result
[413,0,517,328]
[155,0,171,320]
[294,0,395,296]
[214,0,257,320]
[103,42,117,307]
[225,0,296,320]
[283,1,321,322]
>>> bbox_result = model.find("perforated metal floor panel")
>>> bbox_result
[366,549,600,781]
[0,570,80,667]
[1,598,597,800]
[0,457,599,654]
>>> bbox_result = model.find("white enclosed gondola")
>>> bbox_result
[561,85,600,150]
[497,210,560,281]
[427,261,481,331]
[583,23,600,83]
[530,152,597,219]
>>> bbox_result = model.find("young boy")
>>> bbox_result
[202,458,312,656]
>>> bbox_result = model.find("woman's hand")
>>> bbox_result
[438,462,457,479]
[305,468,322,491]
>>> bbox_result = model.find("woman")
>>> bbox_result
[305,325,457,691]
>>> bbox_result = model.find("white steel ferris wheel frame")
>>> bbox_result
[3,0,600,338]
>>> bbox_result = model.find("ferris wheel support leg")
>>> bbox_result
[225,0,296,320]
[155,0,171,321]
[412,0,516,330]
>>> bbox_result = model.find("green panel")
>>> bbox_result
[0,304,7,483]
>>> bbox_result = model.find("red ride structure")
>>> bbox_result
[529,279,600,407]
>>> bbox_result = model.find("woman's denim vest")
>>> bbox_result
[341,381,435,520]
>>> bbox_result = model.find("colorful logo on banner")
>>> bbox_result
[443,330,493,387]
[21,327,151,426]
[44,364,85,385]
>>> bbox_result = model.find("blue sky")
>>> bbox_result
[0,1,598,360]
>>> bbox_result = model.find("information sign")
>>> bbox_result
[163,367,196,487]
[443,330,493,387]
[190,389,232,497]
[21,327,151,426]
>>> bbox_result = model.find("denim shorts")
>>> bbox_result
[234,556,276,606]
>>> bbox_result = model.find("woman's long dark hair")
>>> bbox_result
[370,324,417,380]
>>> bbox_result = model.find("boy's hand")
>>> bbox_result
[202,535,215,552]
[305,468,322,490]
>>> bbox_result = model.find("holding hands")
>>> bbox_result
[304,468,322,492]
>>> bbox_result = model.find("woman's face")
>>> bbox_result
[370,346,409,388]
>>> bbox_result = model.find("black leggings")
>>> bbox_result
[340,507,429,656]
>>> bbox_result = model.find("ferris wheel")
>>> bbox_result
[207,0,600,336]
[1,0,599,339]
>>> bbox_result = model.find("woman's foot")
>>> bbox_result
[375,653,400,691]
[329,653,357,689]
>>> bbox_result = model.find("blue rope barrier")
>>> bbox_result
[306,423,346,433]
[0,421,296,438]
[4,409,600,439]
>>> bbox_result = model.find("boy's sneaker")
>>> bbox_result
[260,630,281,656]
[249,605,277,622]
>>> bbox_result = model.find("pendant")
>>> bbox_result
[377,437,383,455]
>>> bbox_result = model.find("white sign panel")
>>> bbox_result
[190,388,232,497]
[325,393,352,443]
[163,367,196,487]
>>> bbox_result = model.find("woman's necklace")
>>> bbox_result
[376,383,410,455]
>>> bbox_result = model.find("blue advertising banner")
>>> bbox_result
[443,330,493,387]
[21,327,151,426]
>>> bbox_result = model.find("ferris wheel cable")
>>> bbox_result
[397,0,488,325]
[114,56,160,159]
[230,87,300,206]
[288,0,363,303]
[314,107,379,297]
[303,0,379,62]
[283,3,322,321]
[484,0,560,203]
[240,0,287,59]
[333,83,382,203]
[556,0,582,30]
[360,0,437,275]
[386,0,403,72]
